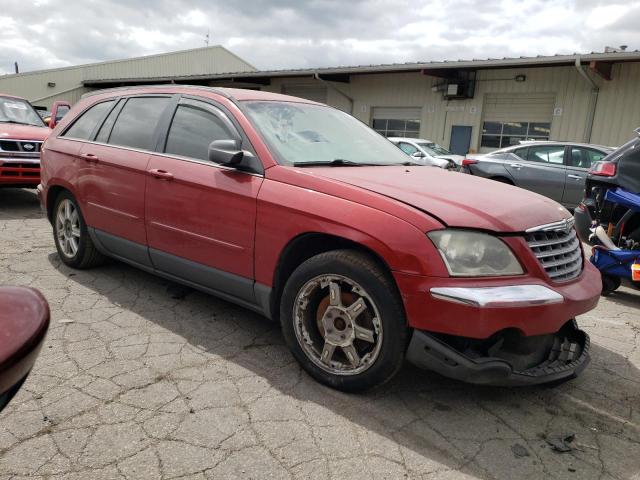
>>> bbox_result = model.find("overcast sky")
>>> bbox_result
[1,0,639,75]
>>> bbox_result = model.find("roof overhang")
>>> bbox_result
[81,51,640,88]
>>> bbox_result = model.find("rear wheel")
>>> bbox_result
[280,250,408,392]
[53,192,105,269]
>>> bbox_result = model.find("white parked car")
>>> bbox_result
[388,137,463,170]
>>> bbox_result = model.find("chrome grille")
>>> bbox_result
[0,140,42,157]
[526,226,583,282]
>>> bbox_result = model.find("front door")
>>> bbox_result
[562,146,608,207]
[144,98,263,302]
[506,144,567,203]
[450,125,472,155]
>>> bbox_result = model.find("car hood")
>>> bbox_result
[0,123,50,141]
[313,166,571,232]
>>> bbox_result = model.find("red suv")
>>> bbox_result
[39,86,600,391]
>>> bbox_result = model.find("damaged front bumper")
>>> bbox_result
[406,320,590,386]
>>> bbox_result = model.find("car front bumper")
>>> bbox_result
[406,320,589,386]
[394,261,601,339]
[0,158,41,186]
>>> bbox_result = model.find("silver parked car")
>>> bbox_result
[461,141,614,209]
[389,137,463,170]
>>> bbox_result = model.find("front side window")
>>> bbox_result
[108,97,170,150]
[569,147,606,169]
[0,96,46,127]
[398,142,418,155]
[165,103,233,161]
[62,100,115,140]
[244,101,415,166]
[481,121,550,148]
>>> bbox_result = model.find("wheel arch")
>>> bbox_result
[267,232,401,321]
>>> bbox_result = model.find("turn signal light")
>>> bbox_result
[632,263,640,282]
[589,161,616,177]
[462,158,478,166]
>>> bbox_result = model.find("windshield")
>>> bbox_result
[0,96,45,127]
[417,142,452,157]
[243,101,415,166]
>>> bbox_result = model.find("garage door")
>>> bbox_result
[283,85,327,104]
[481,93,555,149]
[371,107,422,138]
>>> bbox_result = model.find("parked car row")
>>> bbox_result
[38,85,600,391]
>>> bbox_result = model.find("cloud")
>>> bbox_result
[1,0,639,75]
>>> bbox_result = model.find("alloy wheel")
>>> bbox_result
[293,274,383,376]
[55,199,81,258]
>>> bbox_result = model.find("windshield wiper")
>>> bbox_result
[0,120,37,126]
[293,159,367,167]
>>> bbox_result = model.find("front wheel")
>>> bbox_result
[280,250,408,392]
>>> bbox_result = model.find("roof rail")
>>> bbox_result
[80,84,231,100]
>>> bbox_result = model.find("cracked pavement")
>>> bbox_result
[0,188,639,480]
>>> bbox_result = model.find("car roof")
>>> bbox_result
[0,93,28,101]
[495,141,614,152]
[81,84,322,105]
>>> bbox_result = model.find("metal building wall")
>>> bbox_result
[0,46,255,109]
[591,62,640,147]
[264,63,638,151]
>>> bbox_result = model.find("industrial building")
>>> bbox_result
[2,46,639,153]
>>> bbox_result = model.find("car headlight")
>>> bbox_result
[428,230,524,277]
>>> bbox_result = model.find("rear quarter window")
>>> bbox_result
[61,100,115,140]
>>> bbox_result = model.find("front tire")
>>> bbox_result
[280,250,408,392]
[53,192,105,269]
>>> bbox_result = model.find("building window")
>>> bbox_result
[481,121,550,148]
[372,118,421,138]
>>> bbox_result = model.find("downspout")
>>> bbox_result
[574,56,599,143]
[313,73,354,114]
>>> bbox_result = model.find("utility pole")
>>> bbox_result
[14,62,19,74]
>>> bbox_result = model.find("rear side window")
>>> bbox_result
[62,101,114,140]
[165,103,234,161]
[568,147,606,168]
[525,145,565,164]
[108,97,170,151]
[95,99,124,144]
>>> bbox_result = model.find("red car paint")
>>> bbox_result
[0,94,51,187]
[0,287,50,409]
[39,86,600,344]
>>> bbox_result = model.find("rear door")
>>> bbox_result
[562,146,608,207]
[78,95,174,264]
[145,97,263,301]
[504,144,566,203]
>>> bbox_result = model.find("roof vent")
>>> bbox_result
[604,45,629,53]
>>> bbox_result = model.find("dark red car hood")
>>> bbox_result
[312,166,572,232]
[0,123,50,141]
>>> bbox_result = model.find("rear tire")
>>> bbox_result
[53,191,105,269]
[280,250,408,392]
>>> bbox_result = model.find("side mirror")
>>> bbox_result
[411,151,426,158]
[208,139,244,166]
[49,101,71,129]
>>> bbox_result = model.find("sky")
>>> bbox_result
[1,0,639,75]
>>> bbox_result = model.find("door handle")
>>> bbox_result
[568,174,583,180]
[148,169,174,180]
[509,163,524,169]
[80,153,99,163]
